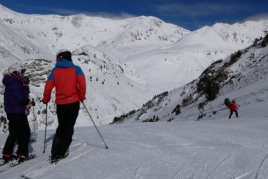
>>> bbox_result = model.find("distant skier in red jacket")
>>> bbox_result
[229,99,239,119]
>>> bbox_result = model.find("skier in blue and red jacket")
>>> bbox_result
[43,49,86,163]
[0,63,32,165]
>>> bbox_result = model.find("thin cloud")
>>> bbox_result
[154,3,251,17]
[46,8,80,15]
[82,12,136,20]
[14,4,136,20]
[245,13,268,21]
[35,7,136,20]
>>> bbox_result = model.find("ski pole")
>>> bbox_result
[32,98,36,134]
[81,101,109,149]
[43,104,48,153]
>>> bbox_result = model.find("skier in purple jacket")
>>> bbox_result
[0,63,31,165]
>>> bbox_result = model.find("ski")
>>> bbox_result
[48,153,69,165]
[20,143,88,178]
[0,155,17,166]
[0,154,36,173]
[0,160,9,167]
[49,158,62,165]
[21,174,33,179]
[52,156,68,165]
[10,154,36,167]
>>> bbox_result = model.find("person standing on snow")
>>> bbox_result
[0,64,33,165]
[229,99,239,119]
[42,49,86,163]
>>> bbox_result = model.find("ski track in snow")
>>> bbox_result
[204,149,237,179]
[69,147,95,162]
[171,152,199,179]
[106,167,131,179]
[253,153,268,179]
[131,162,140,179]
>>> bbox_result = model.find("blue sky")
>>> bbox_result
[1,0,268,31]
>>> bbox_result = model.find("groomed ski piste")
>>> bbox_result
[0,92,268,179]
[0,76,268,179]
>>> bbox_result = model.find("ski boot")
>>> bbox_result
[0,154,16,166]
[10,153,36,167]
[49,152,69,164]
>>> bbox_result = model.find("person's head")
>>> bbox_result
[232,99,236,102]
[56,49,72,61]
[8,63,26,78]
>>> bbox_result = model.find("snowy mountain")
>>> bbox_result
[112,34,268,124]
[1,4,268,179]
[0,4,189,128]
[0,4,268,129]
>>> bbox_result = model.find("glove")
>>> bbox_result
[31,101,36,106]
[25,99,30,105]
[22,76,30,85]
[41,99,48,104]
[80,97,86,102]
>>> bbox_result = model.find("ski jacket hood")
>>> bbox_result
[2,75,30,113]
[2,74,19,86]
[55,59,73,68]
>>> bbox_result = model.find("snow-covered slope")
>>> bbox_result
[113,34,268,124]
[1,117,268,178]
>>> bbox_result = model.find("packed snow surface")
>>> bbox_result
[1,115,268,179]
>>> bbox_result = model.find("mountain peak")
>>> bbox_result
[0,4,267,127]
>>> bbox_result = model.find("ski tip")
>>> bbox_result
[21,174,32,179]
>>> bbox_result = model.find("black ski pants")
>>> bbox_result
[229,110,239,119]
[51,101,80,156]
[3,113,30,156]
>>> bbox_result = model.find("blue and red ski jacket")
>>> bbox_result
[43,59,86,104]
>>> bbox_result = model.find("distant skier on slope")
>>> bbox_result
[229,99,239,119]
[42,49,86,164]
[0,64,34,165]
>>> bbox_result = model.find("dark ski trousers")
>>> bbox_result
[3,113,30,156]
[229,110,238,119]
[51,101,80,156]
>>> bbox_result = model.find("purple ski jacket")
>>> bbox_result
[2,75,30,114]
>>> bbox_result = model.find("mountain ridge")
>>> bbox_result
[0,4,267,128]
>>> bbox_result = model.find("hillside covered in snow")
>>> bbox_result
[112,34,268,124]
[0,4,267,129]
